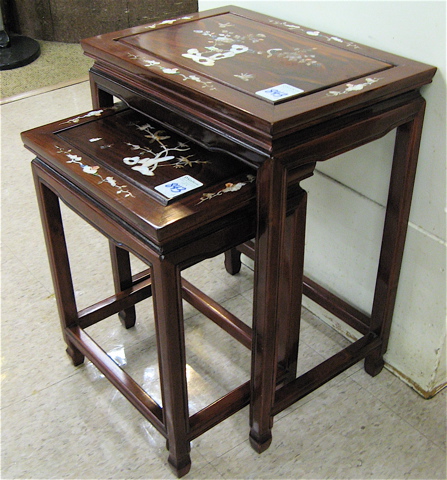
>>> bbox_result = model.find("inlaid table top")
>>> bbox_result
[22,107,256,248]
[82,5,435,152]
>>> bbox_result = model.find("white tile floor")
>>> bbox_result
[1,83,446,479]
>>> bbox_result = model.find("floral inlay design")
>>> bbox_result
[306,30,344,43]
[127,54,216,90]
[192,25,266,50]
[61,110,104,125]
[183,44,249,67]
[184,25,265,67]
[89,137,114,149]
[269,20,361,49]
[270,46,320,66]
[144,16,193,30]
[184,24,322,71]
[234,73,255,82]
[197,174,255,204]
[55,146,134,198]
[326,77,381,97]
[123,122,209,176]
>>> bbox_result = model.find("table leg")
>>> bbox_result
[109,241,136,328]
[151,258,191,477]
[33,164,84,366]
[249,159,309,452]
[90,76,136,328]
[89,75,114,109]
[366,97,427,375]
[225,190,306,383]
[276,190,307,384]
[224,248,242,275]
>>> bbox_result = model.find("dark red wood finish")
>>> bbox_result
[80,5,436,456]
[82,6,434,153]
[23,107,263,477]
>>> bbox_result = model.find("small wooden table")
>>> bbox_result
[81,5,436,452]
[24,106,258,476]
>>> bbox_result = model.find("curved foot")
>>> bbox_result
[249,430,272,454]
[168,453,191,478]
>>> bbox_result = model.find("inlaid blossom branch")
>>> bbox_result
[55,146,134,197]
[306,31,343,42]
[269,20,302,30]
[270,47,321,66]
[173,155,209,168]
[234,73,255,81]
[61,110,104,125]
[197,174,255,204]
[190,26,321,67]
[144,16,193,30]
[326,77,381,97]
[127,53,217,90]
[193,28,266,49]
[268,19,360,49]
[122,123,209,176]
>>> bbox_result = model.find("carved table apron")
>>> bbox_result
[81,5,436,451]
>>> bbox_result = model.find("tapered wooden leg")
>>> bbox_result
[366,98,426,376]
[33,163,84,366]
[151,258,191,477]
[250,158,313,453]
[276,190,307,384]
[109,242,136,328]
[224,248,242,274]
[249,159,288,453]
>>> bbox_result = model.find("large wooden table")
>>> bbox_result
[82,5,436,452]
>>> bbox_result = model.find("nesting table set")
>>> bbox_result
[22,6,436,477]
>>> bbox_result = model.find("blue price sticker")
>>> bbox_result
[256,84,304,102]
[164,182,187,194]
[264,88,289,99]
[155,175,203,199]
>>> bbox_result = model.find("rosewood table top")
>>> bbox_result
[82,5,435,160]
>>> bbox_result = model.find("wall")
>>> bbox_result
[199,0,446,396]
[6,0,198,42]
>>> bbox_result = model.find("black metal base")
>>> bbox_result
[0,34,40,70]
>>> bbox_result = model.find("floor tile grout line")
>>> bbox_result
[0,368,83,411]
[0,78,90,106]
[1,243,55,300]
[348,373,447,451]
[274,361,364,423]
